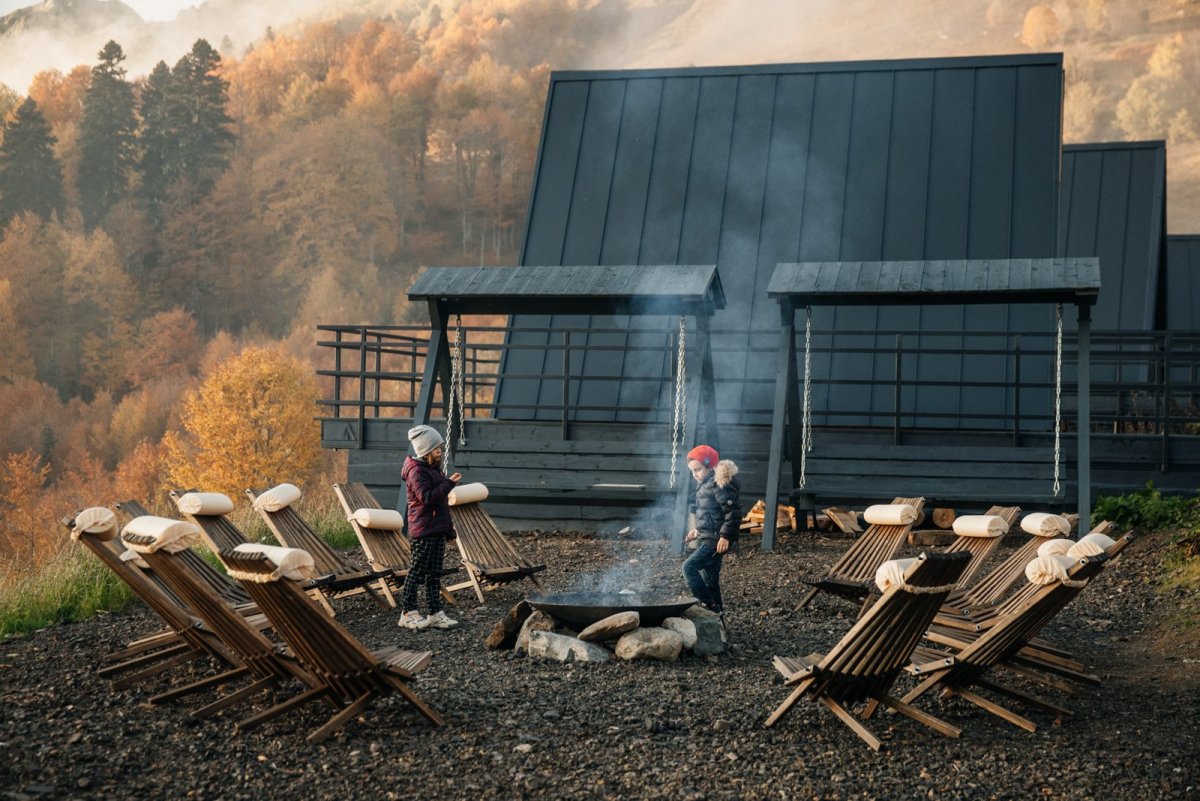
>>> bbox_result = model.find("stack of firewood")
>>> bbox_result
[739,500,797,535]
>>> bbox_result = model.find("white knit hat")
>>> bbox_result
[408,425,444,457]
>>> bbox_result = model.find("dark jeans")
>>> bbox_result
[403,534,446,615]
[682,539,724,612]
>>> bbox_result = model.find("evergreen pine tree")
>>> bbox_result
[137,60,174,223]
[169,39,235,199]
[77,40,137,229]
[0,97,64,227]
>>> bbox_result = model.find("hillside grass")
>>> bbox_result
[0,498,360,639]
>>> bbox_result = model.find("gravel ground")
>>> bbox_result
[1,527,1197,801]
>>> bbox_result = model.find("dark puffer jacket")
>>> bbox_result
[689,459,741,541]
[401,456,457,540]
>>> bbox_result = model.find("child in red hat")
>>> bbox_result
[683,444,740,613]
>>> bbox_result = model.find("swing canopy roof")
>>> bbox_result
[409,264,726,316]
[767,258,1100,307]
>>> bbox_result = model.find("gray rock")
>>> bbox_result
[614,627,683,662]
[661,616,698,649]
[578,610,640,642]
[526,630,612,663]
[690,614,725,656]
[514,610,557,654]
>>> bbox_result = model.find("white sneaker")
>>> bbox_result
[425,610,460,629]
[399,611,430,630]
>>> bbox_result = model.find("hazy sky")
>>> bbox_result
[0,0,197,21]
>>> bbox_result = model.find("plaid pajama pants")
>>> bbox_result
[403,533,447,615]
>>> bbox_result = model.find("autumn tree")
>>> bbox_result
[163,345,321,497]
[78,41,138,229]
[0,98,65,226]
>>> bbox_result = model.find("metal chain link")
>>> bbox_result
[444,315,465,472]
[799,306,813,489]
[1053,304,1063,496]
[669,316,687,489]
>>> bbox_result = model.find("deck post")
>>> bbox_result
[414,300,449,426]
[763,299,798,552]
[1077,302,1092,529]
[697,311,720,449]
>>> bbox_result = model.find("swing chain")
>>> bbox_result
[445,315,466,472]
[669,316,687,489]
[799,306,813,489]
[1053,304,1063,496]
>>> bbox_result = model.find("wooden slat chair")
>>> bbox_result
[765,550,971,751]
[245,488,394,609]
[66,508,238,690]
[331,482,458,606]
[895,535,1133,733]
[221,547,444,742]
[171,490,353,616]
[122,530,323,720]
[116,499,252,610]
[941,505,1021,587]
[935,520,1120,631]
[798,496,927,609]
[448,501,547,603]
[923,530,1135,685]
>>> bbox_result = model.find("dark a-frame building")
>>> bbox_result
[323,52,1200,542]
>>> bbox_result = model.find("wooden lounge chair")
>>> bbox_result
[221,547,444,742]
[935,520,1120,631]
[66,508,238,690]
[896,534,1134,733]
[448,499,547,603]
[122,527,322,720]
[116,499,252,610]
[171,490,379,616]
[245,487,394,609]
[765,550,971,751]
[331,482,459,607]
[941,505,1021,587]
[798,496,926,609]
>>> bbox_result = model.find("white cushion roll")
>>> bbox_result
[252,483,302,512]
[874,557,919,593]
[70,507,118,541]
[174,492,235,516]
[448,482,489,506]
[1020,512,1071,538]
[231,542,318,581]
[1025,554,1078,585]
[951,514,1009,538]
[1068,532,1117,559]
[863,504,919,526]
[1037,538,1074,557]
[122,515,201,553]
[349,508,405,531]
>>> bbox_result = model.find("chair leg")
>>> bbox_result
[389,679,446,727]
[98,641,192,677]
[308,693,374,743]
[149,666,250,705]
[191,677,276,719]
[110,649,204,690]
[105,630,179,661]
[528,573,545,592]
[764,678,814,728]
[236,686,329,734]
[313,590,337,617]
[900,672,947,705]
[797,586,819,609]
[375,576,397,608]
[467,568,486,604]
[976,677,1074,720]
[876,694,961,738]
[949,687,1037,733]
[361,581,391,609]
[819,696,882,751]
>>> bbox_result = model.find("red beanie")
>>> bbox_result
[687,445,719,468]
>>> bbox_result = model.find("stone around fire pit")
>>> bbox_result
[514,610,556,654]
[660,616,697,649]
[615,628,683,662]
[683,606,724,656]
[578,611,640,642]
[526,631,611,663]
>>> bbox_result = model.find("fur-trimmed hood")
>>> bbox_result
[713,459,738,488]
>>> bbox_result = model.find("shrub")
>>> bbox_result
[1092,482,1200,532]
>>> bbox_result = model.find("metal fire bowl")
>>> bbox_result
[526,592,698,630]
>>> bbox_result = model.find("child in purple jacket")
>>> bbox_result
[399,425,461,630]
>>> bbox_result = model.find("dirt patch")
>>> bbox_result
[1,528,1197,800]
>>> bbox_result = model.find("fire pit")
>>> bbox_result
[526,592,697,629]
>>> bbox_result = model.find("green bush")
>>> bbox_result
[1092,482,1200,531]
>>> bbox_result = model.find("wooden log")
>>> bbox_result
[932,508,957,529]
[485,600,532,651]
[908,529,956,547]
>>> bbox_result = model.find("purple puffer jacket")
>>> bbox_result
[401,456,457,540]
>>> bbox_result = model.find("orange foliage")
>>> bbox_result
[0,451,51,563]
[163,345,322,497]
